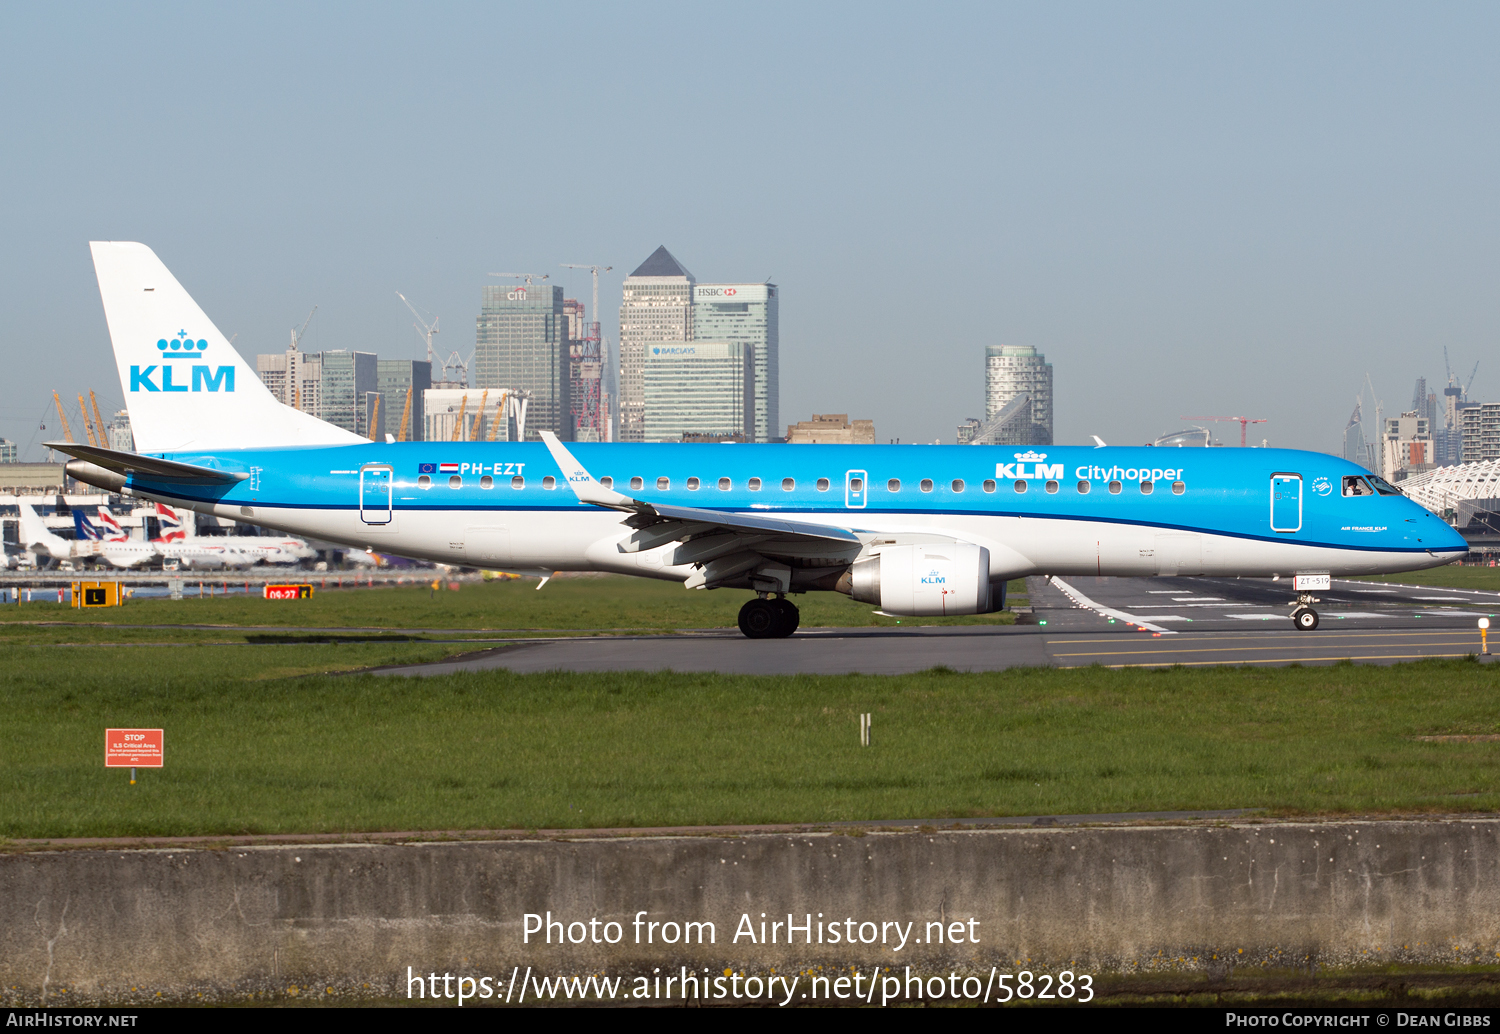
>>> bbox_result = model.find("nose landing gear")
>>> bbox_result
[738,595,800,639]
[1290,593,1320,631]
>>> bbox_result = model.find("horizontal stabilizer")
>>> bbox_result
[45,441,248,483]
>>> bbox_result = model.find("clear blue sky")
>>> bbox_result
[2,2,1497,457]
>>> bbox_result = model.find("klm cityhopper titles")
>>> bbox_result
[56,242,1467,638]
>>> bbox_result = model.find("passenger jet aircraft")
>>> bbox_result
[55,242,1467,637]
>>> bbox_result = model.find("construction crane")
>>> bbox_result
[487,390,509,441]
[52,392,75,443]
[77,395,98,447]
[397,387,413,442]
[450,394,469,442]
[396,292,440,368]
[489,272,550,286]
[289,307,317,411]
[561,263,612,442]
[1180,415,1267,448]
[89,391,107,448]
[468,389,489,441]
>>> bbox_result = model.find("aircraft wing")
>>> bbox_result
[45,442,248,483]
[538,432,862,554]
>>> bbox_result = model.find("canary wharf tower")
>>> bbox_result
[618,246,694,442]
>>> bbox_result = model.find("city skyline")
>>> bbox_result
[3,5,1499,460]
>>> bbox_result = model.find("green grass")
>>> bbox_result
[5,643,1500,839]
[1353,566,1500,591]
[0,576,1026,632]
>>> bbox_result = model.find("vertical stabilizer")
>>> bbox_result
[89,242,365,453]
[18,503,71,560]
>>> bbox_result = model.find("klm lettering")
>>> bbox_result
[130,365,236,393]
[995,462,1064,480]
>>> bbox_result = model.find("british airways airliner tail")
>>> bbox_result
[56,243,1468,637]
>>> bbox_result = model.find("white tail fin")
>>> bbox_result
[18,502,70,559]
[89,242,364,453]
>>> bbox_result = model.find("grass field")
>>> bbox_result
[0,575,1025,632]
[4,634,1500,838]
[1354,565,1500,591]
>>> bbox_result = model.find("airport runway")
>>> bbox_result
[376,574,1500,676]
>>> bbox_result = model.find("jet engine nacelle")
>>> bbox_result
[848,543,992,616]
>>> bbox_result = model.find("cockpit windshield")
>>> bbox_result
[1366,476,1403,496]
[1342,476,1375,497]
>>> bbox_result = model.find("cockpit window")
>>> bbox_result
[1342,476,1375,497]
[1367,475,1403,496]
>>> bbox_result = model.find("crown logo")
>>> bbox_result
[156,331,208,358]
[1014,450,1047,462]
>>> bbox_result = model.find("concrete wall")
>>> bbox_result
[4,819,1499,1005]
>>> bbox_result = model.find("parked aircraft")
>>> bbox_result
[69,509,161,568]
[153,503,316,566]
[18,501,156,569]
[58,242,1469,636]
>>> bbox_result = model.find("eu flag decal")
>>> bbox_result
[418,463,436,474]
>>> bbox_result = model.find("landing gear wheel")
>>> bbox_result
[771,597,800,637]
[738,598,781,639]
[1292,607,1319,631]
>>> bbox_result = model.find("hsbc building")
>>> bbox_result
[693,283,778,443]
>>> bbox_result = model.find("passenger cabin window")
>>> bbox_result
[1140,480,1154,495]
[951,479,965,493]
[849,477,863,491]
[782,477,795,491]
[1014,480,1027,493]
[630,477,644,490]
[511,475,525,489]
[1172,481,1186,495]
[1343,476,1375,497]
[1108,481,1122,494]
[543,476,556,490]
[718,477,731,490]
[418,475,431,488]
[657,477,670,490]
[449,475,462,489]
[480,475,493,489]
[1045,480,1059,494]
[1077,480,1091,494]
[982,479,996,493]
[748,477,762,491]
[888,478,901,492]
[920,479,934,492]
[687,477,700,490]
[600,476,613,489]
[816,478,830,491]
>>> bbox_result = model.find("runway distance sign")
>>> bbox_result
[264,583,314,600]
[106,728,163,767]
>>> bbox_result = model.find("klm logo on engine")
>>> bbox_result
[995,451,1063,480]
[129,331,235,393]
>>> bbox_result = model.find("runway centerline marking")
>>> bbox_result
[1061,652,1471,669]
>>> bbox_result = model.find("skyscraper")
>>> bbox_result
[317,350,378,436]
[642,342,753,442]
[475,281,569,441]
[376,359,432,441]
[984,345,1053,446]
[619,246,694,443]
[693,283,777,442]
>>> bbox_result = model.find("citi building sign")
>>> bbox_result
[130,332,235,393]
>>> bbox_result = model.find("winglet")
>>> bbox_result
[538,431,647,512]
[1091,435,1108,448]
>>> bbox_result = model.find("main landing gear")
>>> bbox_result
[738,595,800,639]
[1290,593,1320,631]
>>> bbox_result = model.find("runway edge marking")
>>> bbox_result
[1049,576,1177,634]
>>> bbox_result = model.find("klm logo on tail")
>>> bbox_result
[130,331,235,393]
